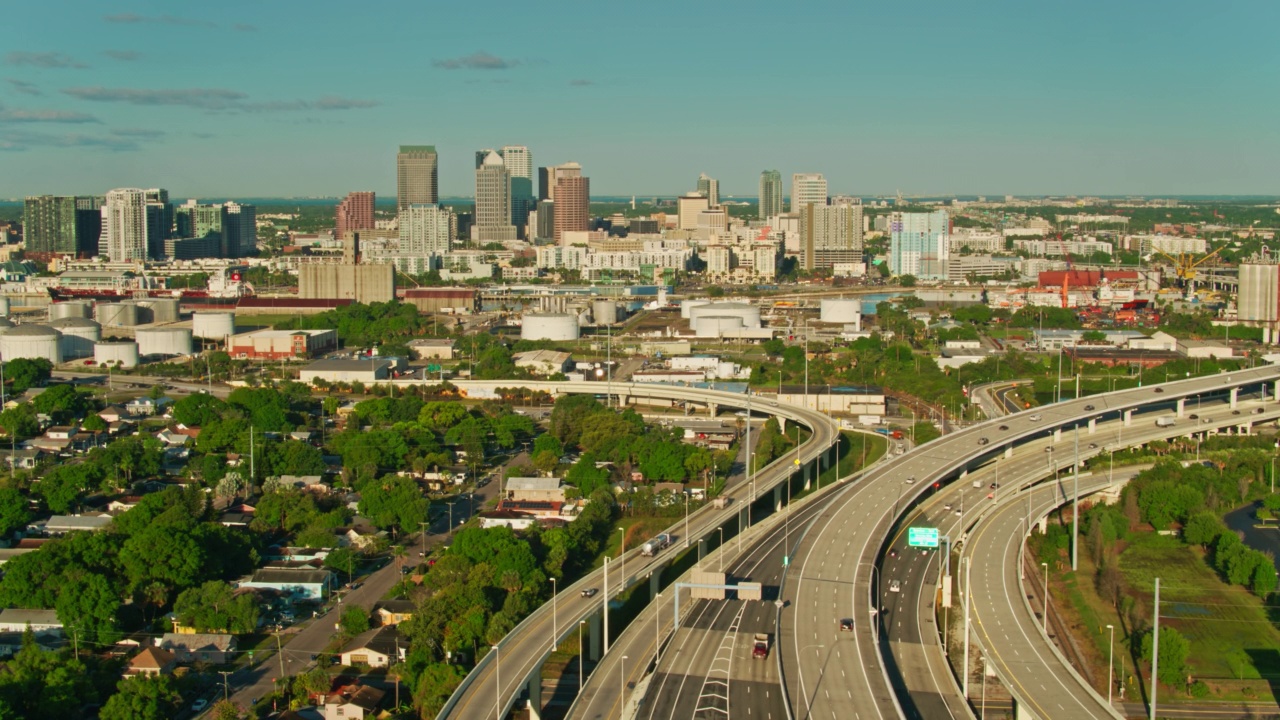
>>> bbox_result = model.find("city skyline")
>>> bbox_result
[2,1,1278,198]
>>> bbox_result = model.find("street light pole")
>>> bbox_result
[684,493,690,548]
[654,592,662,667]
[550,577,557,651]
[492,645,501,720]
[1106,623,1115,705]
[1041,562,1049,631]
[578,619,586,696]
[716,528,724,572]
[620,655,629,719]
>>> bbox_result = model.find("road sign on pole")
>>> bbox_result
[908,527,940,548]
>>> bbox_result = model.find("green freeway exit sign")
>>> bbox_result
[908,527,939,548]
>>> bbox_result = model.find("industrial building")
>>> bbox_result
[407,338,455,360]
[299,263,394,304]
[401,288,477,314]
[299,357,395,384]
[521,313,580,341]
[512,350,573,375]
[228,329,338,360]
[775,385,886,416]
[1238,263,1280,343]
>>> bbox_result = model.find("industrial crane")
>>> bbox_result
[1155,243,1225,298]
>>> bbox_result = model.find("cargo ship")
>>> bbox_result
[46,267,253,310]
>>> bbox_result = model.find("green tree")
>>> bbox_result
[340,606,370,636]
[897,274,917,287]
[172,393,228,427]
[56,572,121,645]
[1141,626,1191,686]
[0,404,38,439]
[357,475,428,534]
[173,581,260,634]
[324,546,359,581]
[99,675,182,720]
[413,662,467,718]
[31,384,88,421]
[0,488,30,538]
[3,358,51,394]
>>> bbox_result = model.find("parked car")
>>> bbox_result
[191,698,209,712]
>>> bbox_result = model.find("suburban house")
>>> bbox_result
[274,475,327,493]
[339,626,403,668]
[36,514,113,535]
[504,478,566,504]
[5,448,41,470]
[128,647,177,676]
[0,609,63,636]
[108,496,145,514]
[0,548,36,566]
[126,396,173,416]
[373,600,415,627]
[321,684,385,720]
[158,633,237,664]
[0,631,64,657]
[98,405,127,423]
[238,568,333,601]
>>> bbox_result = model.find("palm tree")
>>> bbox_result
[392,545,407,574]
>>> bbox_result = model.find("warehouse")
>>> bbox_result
[407,338,455,360]
[776,385,886,416]
[513,349,573,375]
[299,358,395,384]
[228,328,338,360]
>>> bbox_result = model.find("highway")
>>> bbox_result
[433,381,841,720]
[780,365,1280,720]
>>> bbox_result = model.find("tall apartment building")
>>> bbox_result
[697,173,720,207]
[889,209,950,280]
[791,173,828,213]
[23,195,103,256]
[500,146,532,180]
[706,245,733,275]
[400,204,452,255]
[759,170,783,220]
[677,192,710,231]
[397,145,439,210]
[535,199,556,240]
[336,191,376,239]
[553,175,589,242]
[539,162,582,202]
[143,188,173,259]
[222,202,257,257]
[800,198,864,270]
[100,188,150,262]
[473,152,516,242]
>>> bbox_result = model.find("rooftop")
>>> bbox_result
[342,625,402,657]
[505,477,563,492]
[233,328,334,339]
[0,609,60,626]
[777,384,883,395]
[249,568,332,585]
[303,358,394,372]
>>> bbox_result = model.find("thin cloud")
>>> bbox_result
[5,52,88,69]
[109,127,164,138]
[433,51,519,70]
[103,13,216,28]
[0,107,100,124]
[569,79,593,86]
[233,23,256,32]
[0,129,139,152]
[5,79,41,96]
[61,86,378,113]
[102,50,141,61]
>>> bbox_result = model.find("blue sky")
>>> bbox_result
[3,0,1277,199]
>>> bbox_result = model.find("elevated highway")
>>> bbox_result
[430,381,841,720]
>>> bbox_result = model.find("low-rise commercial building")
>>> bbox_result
[300,358,395,385]
[775,385,886,416]
[238,568,333,601]
[228,329,337,360]
[513,349,573,375]
[406,338,455,360]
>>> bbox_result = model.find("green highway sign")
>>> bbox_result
[427,364,442,373]
[908,527,940,548]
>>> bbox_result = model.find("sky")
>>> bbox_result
[2,0,1278,199]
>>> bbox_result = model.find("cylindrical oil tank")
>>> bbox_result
[95,302,139,327]
[680,299,710,319]
[820,299,862,324]
[50,317,102,359]
[521,312,580,341]
[688,302,761,329]
[49,300,92,321]
[136,327,193,357]
[0,297,11,317]
[593,300,619,326]
[694,315,744,337]
[94,341,139,369]
[192,312,236,340]
[139,298,180,323]
[0,324,61,364]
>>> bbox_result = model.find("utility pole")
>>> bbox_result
[1150,578,1161,720]
[1072,424,1080,571]
[219,671,233,702]
[963,556,970,697]
[276,631,285,678]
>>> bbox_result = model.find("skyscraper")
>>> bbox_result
[400,204,452,255]
[473,151,516,242]
[502,146,534,234]
[801,198,863,270]
[539,162,582,202]
[889,209,950,280]
[143,188,173,259]
[101,188,149,262]
[677,192,709,230]
[397,145,439,210]
[23,196,79,255]
[222,202,257,257]
[759,170,783,220]
[500,146,532,180]
[791,173,828,212]
[553,175,589,242]
[336,191,376,239]
[697,173,720,207]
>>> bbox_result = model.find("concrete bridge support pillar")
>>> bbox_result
[1274,380,1279,400]
[1053,428,1062,442]
[1231,387,1239,409]
[774,484,784,513]
[1176,398,1186,418]
[698,538,707,565]
[1038,517,1048,534]
[708,403,718,417]
[1088,417,1096,434]
[1015,699,1039,720]
[1005,446,1014,459]
[1244,422,1253,436]
[804,463,812,491]
[1124,409,1133,427]
[588,612,602,662]
[526,672,543,720]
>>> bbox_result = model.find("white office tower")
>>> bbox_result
[500,146,532,180]
[889,209,950,280]
[801,197,863,270]
[697,173,720,207]
[791,173,828,212]
[400,204,452,255]
[473,151,516,242]
[677,192,710,231]
[100,188,149,262]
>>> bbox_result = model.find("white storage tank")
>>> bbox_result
[680,299,710,319]
[94,341,139,369]
[593,300,619,326]
[136,327,193,357]
[688,302,761,329]
[138,298,180,323]
[0,324,61,364]
[49,300,92,321]
[95,302,139,327]
[193,312,236,341]
[50,317,102,359]
[521,312,580,341]
[820,299,862,324]
[694,315,744,338]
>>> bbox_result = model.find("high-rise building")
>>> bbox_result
[791,173,827,213]
[677,192,709,231]
[889,209,950,280]
[399,204,452,256]
[539,162,582,202]
[142,188,173,259]
[23,196,78,255]
[473,151,516,242]
[500,146,532,180]
[500,146,534,235]
[697,173,720,207]
[801,198,863,270]
[101,188,150,262]
[553,175,589,242]
[75,196,103,257]
[536,199,556,240]
[397,145,439,210]
[336,191,376,239]
[759,170,783,220]
[175,201,223,241]
[222,202,257,257]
